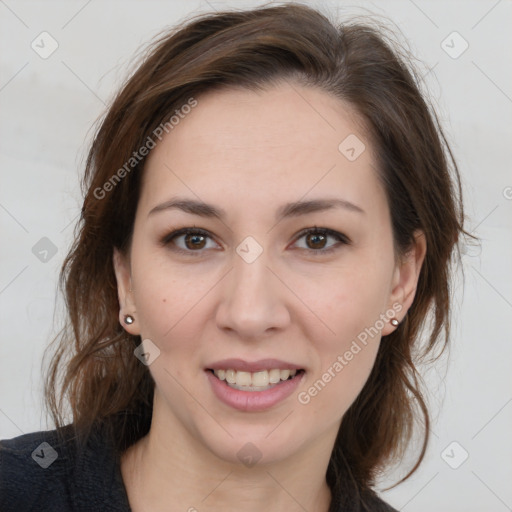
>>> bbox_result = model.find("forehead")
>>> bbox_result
[139,83,385,220]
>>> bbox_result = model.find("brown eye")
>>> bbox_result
[161,227,219,255]
[183,232,207,250]
[293,227,350,255]
[161,226,349,257]
[305,232,328,250]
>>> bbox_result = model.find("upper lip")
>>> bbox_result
[206,358,304,372]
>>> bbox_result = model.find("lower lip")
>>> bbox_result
[206,370,305,412]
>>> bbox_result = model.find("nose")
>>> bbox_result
[215,250,290,340]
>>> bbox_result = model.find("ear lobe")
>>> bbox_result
[113,248,140,335]
[381,230,427,336]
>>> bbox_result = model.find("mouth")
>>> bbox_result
[205,361,306,412]
[205,358,306,411]
[206,368,306,392]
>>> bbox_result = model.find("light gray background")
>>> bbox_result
[1,1,511,510]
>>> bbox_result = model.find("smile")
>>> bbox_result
[206,366,305,412]
[211,368,299,391]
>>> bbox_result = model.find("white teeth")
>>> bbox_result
[252,371,269,387]
[225,369,236,384]
[212,368,300,389]
[269,369,281,384]
[280,369,290,380]
[235,371,252,387]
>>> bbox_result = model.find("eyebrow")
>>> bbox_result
[148,197,365,220]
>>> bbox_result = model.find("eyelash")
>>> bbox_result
[159,226,351,257]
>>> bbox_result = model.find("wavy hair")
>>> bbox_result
[43,3,468,497]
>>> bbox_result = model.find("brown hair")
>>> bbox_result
[43,2,467,499]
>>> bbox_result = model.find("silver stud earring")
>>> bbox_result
[124,315,134,325]
[390,318,399,327]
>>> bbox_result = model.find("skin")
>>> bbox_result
[113,82,426,512]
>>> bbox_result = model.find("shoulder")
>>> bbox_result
[362,491,399,512]
[330,481,399,512]
[0,426,76,511]
[0,423,131,512]
[356,487,399,512]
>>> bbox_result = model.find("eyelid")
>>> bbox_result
[160,227,219,252]
[160,226,351,255]
[293,226,351,247]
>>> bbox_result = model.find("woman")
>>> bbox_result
[0,4,466,511]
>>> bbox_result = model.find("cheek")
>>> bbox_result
[129,257,221,389]
[314,256,393,342]
[300,296,383,422]
[130,244,209,340]
[298,259,392,415]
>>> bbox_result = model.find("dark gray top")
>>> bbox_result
[0,424,398,511]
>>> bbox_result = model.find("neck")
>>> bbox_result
[120,397,334,512]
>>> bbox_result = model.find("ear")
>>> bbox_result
[113,247,140,335]
[381,230,427,336]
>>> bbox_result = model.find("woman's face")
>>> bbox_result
[114,82,424,467]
